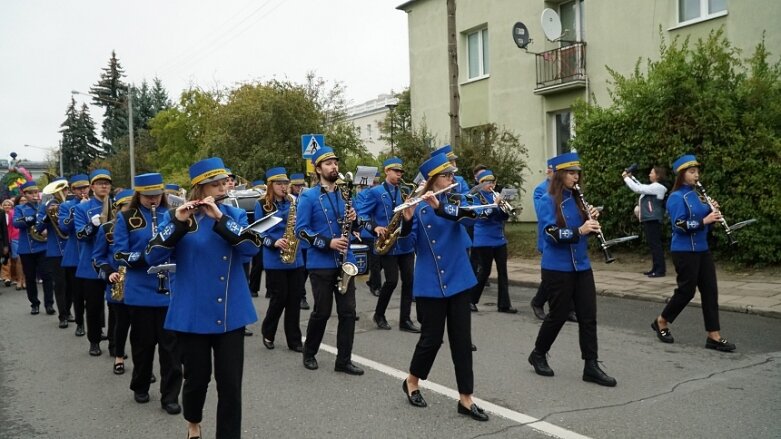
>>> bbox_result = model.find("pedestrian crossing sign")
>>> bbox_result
[301,134,324,159]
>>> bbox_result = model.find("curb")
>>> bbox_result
[496,276,781,320]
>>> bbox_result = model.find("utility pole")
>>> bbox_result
[447,0,461,150]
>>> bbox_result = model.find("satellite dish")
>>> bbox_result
[540,8,563,41]
[512,22,530,49]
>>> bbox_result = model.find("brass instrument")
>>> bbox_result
[150,205,170,294]
[693,181,756,246]
[99,195,113,224]
[392,182,459,213]
[492,189,518,216]
[374,180,424,256]
[280,193,300,264]
[41,180,70,239]
[336,173,358,294]
[111,266,126,301]
[573,184,638,264]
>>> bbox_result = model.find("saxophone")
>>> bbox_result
[374,180,422,255]
[111,266,126,301]
[280,194,300,264]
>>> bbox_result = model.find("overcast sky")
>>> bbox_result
[0,0,409,164]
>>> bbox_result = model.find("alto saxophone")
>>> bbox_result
[111,265,126,301]
[280,194,300,264]
[374,180,423,255]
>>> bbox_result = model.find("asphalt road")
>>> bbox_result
[1,276,779,439]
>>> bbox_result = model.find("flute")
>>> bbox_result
[184,194,230,210]
[393,183,459,213]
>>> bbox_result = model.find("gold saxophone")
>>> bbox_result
[373,180,422,256]
[111,265,126,301]
[280,193,300,264]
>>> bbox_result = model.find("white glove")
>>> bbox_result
[91,214,101,226]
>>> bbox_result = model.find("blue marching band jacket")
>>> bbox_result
[144,204,259,334]
[114,206,173,308]
[294,183,358,270]
[58,198,81,268]
[13,200,47,255]
[533,179,550,254]
[667,185,711,253]
[93,219,121,304]
[36,201,67,258]
[471,190,510,248]
[538,189,592,272]
[255,197,304,270]
[355,182,414,256]
[74,198,105,280]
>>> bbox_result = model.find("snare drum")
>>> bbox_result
[350,244,369,275]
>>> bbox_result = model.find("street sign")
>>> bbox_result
[301,134,324,159]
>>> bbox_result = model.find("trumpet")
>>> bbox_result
[393,182,459,213]
[491,189,518,216]
[573,184,637,263]
[693,181,756,245]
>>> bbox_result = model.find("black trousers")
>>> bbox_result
[128,306,182,404]
[409,290,473,394]
[375,252,414,321]
[178,328,244,439]
[20,251,53,308]
[469,245,511,309]
[304,269,356,365]
[365,239,382,291]
[534,269,598,360]
[108,302,131,357]
[48,256,69,321]
[249,252,263,294]
[65,267,83,325]
[261,268,304,348]
[662,251,720,331]
[643,220,666,274]
[531,277,549,308]
[80,278,106,344]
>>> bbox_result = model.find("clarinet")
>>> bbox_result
[150,205,170,294]
[335,176,358,294]
[694,181,736,245]
[572,184,615,263]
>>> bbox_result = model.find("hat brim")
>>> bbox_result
[138,189,164,196]
[197,174,229,185]
[385,165,404,172]
[557,165,582,171]
[435,165,458,176]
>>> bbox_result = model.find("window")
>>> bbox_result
[552,110,573,155]
[366,124,372,139]
[559,0,584,46]
[678,0,727,24]
[467,27,489,79]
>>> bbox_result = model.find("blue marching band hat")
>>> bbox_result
[548,152,581,172]
[69,174,90,188]
[383,157,403,172]
[165,184,181,194]
[113,189,134,207]
[289,173,305,185]
[251,179,266,188]
[432,144,458,160]
[672,154,700,174]
[476,169,495,183]
[20,180,39,192]
[311,146,339,166]
[134,173,165,196]
[265,167,289,183]
[89,169,112,183]
[419,153,457,179]
[189,158,228,186]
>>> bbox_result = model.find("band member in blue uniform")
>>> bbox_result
[59,174,91,335]
[14,180,54,315]
[651,155,735,352]
[36,177,70,327]
[248,179,265,299]
[467,170,516,313]
[398,153,489,421]
[289,172,311,310]
[145,157,259,439]
[255,167,304,352]
[165,183,182,197]
[356,157,420,333]
[295,146,364,376]
[527,152,616,387]
[93,189,133,375]
[432,144,470,194]
[114,173,183,413]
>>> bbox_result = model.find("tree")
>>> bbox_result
[90,50,128,155]
[150,77,171,114]
[378,89,436,176]
[459,124,530,193]
[446,0,461,149]
[133,80,155,130]
[571,29,781,265]
[59,98,100,174]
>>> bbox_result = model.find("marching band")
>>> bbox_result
[5,145,746,439]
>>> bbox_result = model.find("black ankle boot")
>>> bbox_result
[528,350,554,376]
[583,359,617,387]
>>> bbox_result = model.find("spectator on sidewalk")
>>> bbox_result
[650,154,736,352]
[622,165,669,277]
[2,199,20,287]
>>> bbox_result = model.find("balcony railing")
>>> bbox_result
[535,42,587,92]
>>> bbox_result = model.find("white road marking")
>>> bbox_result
[318,343,592,439]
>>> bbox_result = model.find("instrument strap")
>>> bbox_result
[382,182,399,208]
[321,185,343,223]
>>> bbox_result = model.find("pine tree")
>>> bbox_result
[59,98,80,175]
[90,50,128,156]
[133,80,155,130]
[75,104,102,168]
[150,77,171,114]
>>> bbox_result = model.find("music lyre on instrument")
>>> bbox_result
[150,204,170,295]
[573,184,638,263]
[694,181,756,245]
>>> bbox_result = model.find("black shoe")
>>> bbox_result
[113,361,125,375]
[265,291,271,298]
[100,331,108,341]
[67,313,75,322]
[402,378,427,407]
[651,319,674,343]
[89,343,102,356]
[244,328,253,337]
[530,301,546,320]
[303,356,318,370]
[643,270,654,276]
[134,392,150,404]
[471,344,477,352]
[583,359,617,387]
[300,297,310,310]
[75,325,85,337]
[497,307,518,314]
[373,314,391,330]
[705,337,736,352]
[150,373,157,384]
[250,290,259,297]
[469,303,478,312]
[567,311,578,322]
[58,320,68,329]
[262,338,274,349]
[457,402,489,421]
[288,344,303,353]
[334,362,364,376]
[30,305,39,315]
[162,402,182,415]
[528,351,554,376]
[647,272,666,278]
[3,280,10,287]
[45,306,56,315]
[399,320,421,333]
[354,315,360,322]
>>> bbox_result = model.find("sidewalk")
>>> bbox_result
[496,257,781,319]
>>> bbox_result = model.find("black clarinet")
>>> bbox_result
[150,205,170,294]
[573,184,615,264]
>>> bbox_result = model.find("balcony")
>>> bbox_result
[534,42,587,95]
